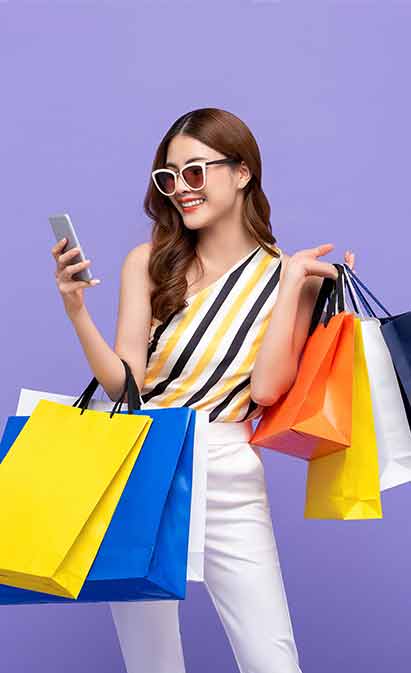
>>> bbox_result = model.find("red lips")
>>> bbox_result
[178,198,205,204]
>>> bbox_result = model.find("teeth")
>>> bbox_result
[181,198,205,208]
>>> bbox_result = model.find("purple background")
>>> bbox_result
[1,2,410,672]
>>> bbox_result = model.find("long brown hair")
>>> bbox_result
[143,107,281,323]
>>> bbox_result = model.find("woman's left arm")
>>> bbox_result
[250,248,355,406]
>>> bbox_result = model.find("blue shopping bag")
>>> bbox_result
[0,360,195,605]
[344,264,411,426]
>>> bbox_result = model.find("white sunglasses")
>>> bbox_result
[151,158,240,196]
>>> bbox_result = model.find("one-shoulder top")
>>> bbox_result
[139,243,283,423]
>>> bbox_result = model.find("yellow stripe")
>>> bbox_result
[160,253,275,406]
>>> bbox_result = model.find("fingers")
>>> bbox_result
[63,259,91,279]
[57,247,82,270]
[52,239,82,269]
[57,273,100,292]
[306,260,339,280]
[52,238,100,286]
[58,279,96,295]
[301,243,335,258]
[344,249,356,271]
[311,244,356,272]
[52,239,79,271]
[51,237,68,259]
[54,253,90,281]
[52,239,90,279]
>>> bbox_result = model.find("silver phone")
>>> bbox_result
[49,213,93,283]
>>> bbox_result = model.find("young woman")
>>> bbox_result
[52,107,355,673]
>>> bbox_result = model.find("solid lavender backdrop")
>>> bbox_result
[1,3,410,673]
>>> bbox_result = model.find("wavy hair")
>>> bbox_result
[143,107,280,323]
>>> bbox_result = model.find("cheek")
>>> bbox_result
[206,184,236,210]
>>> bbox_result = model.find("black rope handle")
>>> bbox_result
[308,263,342,336]
[324,264,345,326]
[72,358,142,417]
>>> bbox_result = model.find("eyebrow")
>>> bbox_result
[165,156,209,168]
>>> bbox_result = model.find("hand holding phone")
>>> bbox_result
[49,213,101,318]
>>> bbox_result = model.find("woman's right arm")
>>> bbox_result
[52,238,153,402]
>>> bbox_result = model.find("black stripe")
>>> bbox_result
[185,262,282,407]
[209,376,251,422]
[209,380,260,423]
[141,247,261,403]
[240,398,260,422]
[146,309,181,366]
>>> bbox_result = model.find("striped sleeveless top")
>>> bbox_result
[139,244,283,423]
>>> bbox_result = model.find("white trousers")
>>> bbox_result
[109,418,303,673]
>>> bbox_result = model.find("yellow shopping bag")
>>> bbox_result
[304,317,383,520]
[0,399,152,599]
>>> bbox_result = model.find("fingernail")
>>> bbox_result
[92,279,101,284]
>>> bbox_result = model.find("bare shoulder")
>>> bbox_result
[124,241,152,264]
[122,241,154,292]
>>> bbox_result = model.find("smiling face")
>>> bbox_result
[164,134,251,232]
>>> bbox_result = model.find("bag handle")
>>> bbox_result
[341,265,370,317]
[307,263,346,336]
[343,264,380,318]
[323,263,346,325]
[308,273,334,337]
[349,279,378,317]
[72,358,142,418]
[343,263,392,318]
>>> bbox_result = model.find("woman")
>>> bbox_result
[52,108,355,673]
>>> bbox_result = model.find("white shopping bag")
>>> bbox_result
[16,387,209,582]
[343,270,411,491]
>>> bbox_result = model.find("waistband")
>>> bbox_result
[206,419,254,445]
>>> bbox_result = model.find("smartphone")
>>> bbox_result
[49,213,93,283]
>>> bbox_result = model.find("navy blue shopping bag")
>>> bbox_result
[0,360,195,605]
[344,264,411,425]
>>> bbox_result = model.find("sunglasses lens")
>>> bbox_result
[154,164,205,195]
[182,165,204,190]
[155,171,176,195]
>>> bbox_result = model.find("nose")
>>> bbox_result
[175,171,189,194]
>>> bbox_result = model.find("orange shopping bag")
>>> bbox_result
[250,266,355,460]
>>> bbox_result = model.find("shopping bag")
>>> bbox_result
[342,266,411,491]
[0,364,208,605]
[250,265,355,460]
[14,386,208,585]
[0,360,152,599]
[0,409,192,604]
[344,263,411,425]
[304,315,383,519]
